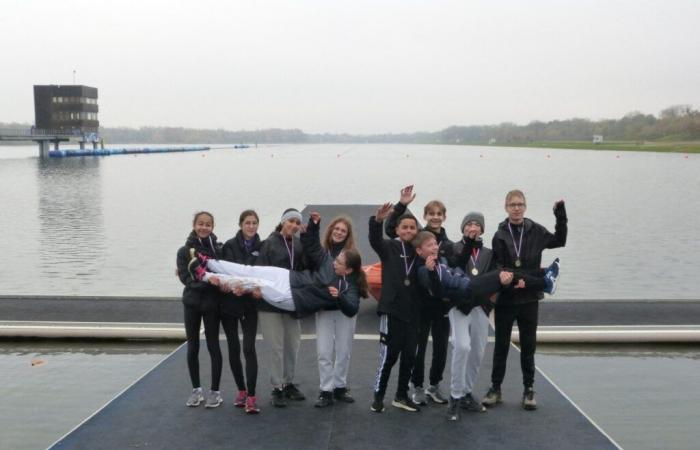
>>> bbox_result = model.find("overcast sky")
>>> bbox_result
[2,0,698,134]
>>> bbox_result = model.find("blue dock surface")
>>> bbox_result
[50,337,619,450]
[47,204,621,449]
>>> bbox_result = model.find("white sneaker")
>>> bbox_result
[186,388,204,407]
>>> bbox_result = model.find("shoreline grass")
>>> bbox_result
[462,140,700,153]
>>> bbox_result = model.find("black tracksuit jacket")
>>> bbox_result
[255,230,307,314]
[220,230,261,318]
[176,231,224,312]
[369,216,420,323]
[492,211,567,306]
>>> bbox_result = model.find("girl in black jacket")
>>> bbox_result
[220,209,262,414]
[175,211,224,409]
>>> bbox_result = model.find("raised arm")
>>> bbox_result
[384,185,415,238]
[300,213,325,268]
[545,200,568,249]
[369,202,393,260]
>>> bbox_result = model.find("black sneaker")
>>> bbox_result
[370,392,385,413]
[446,397,460,421]
[482,386,502,407]
[333,387,355,403]
[314,391,334,408]
[283,383,306,401]
[392,395,420,412]
[460,393,486,413]
[522,387,537,410]
[271,388,287,408]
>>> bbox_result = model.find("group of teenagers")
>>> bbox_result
[176,185,567,421]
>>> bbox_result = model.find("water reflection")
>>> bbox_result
[538,343,700,360]
[36,158,107,289]
[0,340,179,356]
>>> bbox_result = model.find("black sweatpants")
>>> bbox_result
[221,311,258,396]
[491,301,539,389]
[410,304,449,388]
[184,305,223,391]
[373,314,418,398]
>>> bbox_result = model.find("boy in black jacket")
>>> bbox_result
[369,202,421,413]
[483,190,566,411]
[384,185,452,405]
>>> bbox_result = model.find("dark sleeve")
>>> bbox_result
[221,240,236,262]
[545,205,568,249]
[300,219,324,268]
[369,216,389,261]
[491,233,508,267]
[176,247,209,290]
[337,283,360,317]
[450,239,470,269]
[417,265,443,298]
[256,238,272,266]
[383,201,407,239]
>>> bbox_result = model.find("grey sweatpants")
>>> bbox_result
[315,310,357,392]
[258,311,301,389]
[449,306,490,399]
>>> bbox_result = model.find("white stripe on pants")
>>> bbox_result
[316,310,357,392]
[206,259,295,310]
[449,306,489,399]
[258,311,301,388]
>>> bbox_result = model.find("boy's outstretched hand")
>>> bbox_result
[399,185,416,205]
[499,271,514,286]
[375,202,394,222]
[553,199,566,220]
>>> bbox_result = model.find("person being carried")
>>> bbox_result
[188,213,367,318]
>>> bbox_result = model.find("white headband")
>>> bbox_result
[280,210,302,224]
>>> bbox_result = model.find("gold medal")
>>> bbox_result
[404,278,411,287]
[515,259,522,268]
[471,268,479,276]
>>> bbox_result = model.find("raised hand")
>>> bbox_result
[310,211,321,225]
[399,185,416,205]
[375,202,394,222]
[553,199,566,220]
[425,254,437,271]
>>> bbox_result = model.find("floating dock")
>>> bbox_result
[48,146,210,157]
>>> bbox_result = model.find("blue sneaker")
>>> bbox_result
[543,258,560,295]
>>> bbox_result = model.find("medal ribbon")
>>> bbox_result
[337,276,348,295]
[507,222,523,264]
[470,248,480,270]
[400,241,416,278]
[283,237,294,270]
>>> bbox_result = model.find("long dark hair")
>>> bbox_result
[343,248,368,298]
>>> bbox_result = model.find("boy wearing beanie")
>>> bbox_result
[445,211,498,421]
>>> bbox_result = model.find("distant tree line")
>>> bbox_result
[3,104,698,144]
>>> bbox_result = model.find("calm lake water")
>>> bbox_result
[1,143,698,299]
